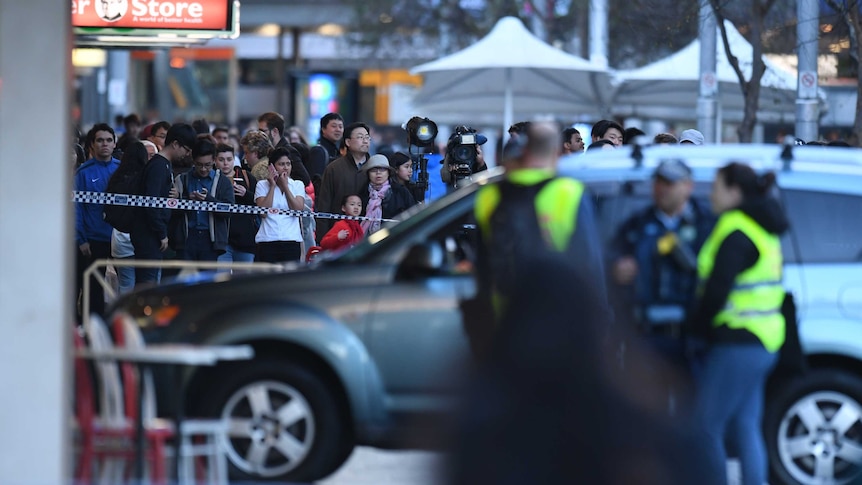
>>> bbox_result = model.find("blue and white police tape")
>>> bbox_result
[72,191,398,223]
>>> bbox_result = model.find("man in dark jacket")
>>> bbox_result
[131,123,196,286]
[316,122,372,242]
[308,112,343,178]
[214,143,258,264]
[608,160,716,415]
[169,138,235,261]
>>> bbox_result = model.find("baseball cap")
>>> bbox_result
[653,159,692,182]
[679,129,705,145]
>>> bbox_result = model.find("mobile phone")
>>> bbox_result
[199,187,208,195]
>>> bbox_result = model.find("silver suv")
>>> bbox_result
[564,144,862,485]
[112,143,862,484]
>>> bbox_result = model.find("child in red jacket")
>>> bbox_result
[320,195,365,252]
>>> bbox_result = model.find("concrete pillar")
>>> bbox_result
[589,0,609,68]
[0,0,70,482]
[796,0,820,142]
[108,50,132,119]
[697,0,719,144]
[154,49,173,121]
[227,54,239,128]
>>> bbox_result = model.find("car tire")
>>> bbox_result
[765,369,862,485]
[201,359,354,483]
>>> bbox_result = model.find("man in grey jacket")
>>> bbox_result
[170,137,235,261]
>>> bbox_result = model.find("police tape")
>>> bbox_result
[72,191,398,223]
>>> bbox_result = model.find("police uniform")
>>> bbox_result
[609,161,715,335]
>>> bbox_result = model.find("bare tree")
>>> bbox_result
[345,0,698,67]
[710,0,778,142]
[823,0,862,144]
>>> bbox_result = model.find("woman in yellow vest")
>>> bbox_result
[690,162,788,485]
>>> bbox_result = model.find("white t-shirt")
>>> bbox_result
[111,229,134,258]
[254,178,304,243]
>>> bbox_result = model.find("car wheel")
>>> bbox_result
[766,369,862,485]
[203,359,353,482]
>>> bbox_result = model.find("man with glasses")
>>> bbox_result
[146,121,171,151]
[131,123,196,286]
[316,122,373,241]
[169,138,235,262]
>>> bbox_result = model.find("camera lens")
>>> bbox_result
[454,145,475,163]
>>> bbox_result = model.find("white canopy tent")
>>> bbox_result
[410,16,612,136]
[611,20,827,124]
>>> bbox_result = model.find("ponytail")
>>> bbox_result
[717,162,776,199]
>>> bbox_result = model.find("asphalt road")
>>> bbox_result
[317,447,447,485]
[313,448,742,485]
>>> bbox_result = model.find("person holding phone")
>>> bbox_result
[169,138,235,262]
[254,147,307,262]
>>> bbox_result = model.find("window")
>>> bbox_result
[783,189,862,263]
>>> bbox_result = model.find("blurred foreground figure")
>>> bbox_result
[449,261,723,485]
[465,121,607,362]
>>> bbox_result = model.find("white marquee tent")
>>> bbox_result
[611,20,827,124]
[410,17,613,134]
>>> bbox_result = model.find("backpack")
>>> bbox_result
[102,168,143,233]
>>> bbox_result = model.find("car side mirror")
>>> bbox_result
[399,242,445,278]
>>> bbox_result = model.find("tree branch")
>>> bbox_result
[710,0,748,93]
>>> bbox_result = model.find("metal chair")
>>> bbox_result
[110,313,229,485]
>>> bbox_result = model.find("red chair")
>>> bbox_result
[73,329,167,484]
[110,314,228,484]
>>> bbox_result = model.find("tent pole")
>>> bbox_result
[503,67,513,143]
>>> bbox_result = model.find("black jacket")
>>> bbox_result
[360,181,417,220]
[308,137,340,178]
[689,196,789,344]
[227,168,259,253]
[133,153,174,240]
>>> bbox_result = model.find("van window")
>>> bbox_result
[783,189,862,263]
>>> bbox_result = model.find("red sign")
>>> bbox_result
[72,0,231,31]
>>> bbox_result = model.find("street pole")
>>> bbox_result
[796,0,820,142]
[589,0,609,69]
[697,0,719,143]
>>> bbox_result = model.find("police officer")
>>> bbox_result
[463,121,608,362]
[689,162,787,485]
[608,159,715,411]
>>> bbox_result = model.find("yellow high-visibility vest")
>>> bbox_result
[697,210,785,352]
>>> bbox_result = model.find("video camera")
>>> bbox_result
[445,126,482,189]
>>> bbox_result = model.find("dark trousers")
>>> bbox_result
[75,239,111,319]
[257,241,301,263]
[182,229,219,261]
[130,229,163,285]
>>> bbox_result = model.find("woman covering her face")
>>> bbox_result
[253,147,309,262]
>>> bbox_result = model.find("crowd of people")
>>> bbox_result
[73,111,431,318]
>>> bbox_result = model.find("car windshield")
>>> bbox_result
[321,169,502,265]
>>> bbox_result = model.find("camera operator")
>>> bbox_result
[440,126,488,190]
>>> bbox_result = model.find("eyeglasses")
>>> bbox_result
[194,162,214,169]
[351,134,371,141]
[153,133,167,139]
